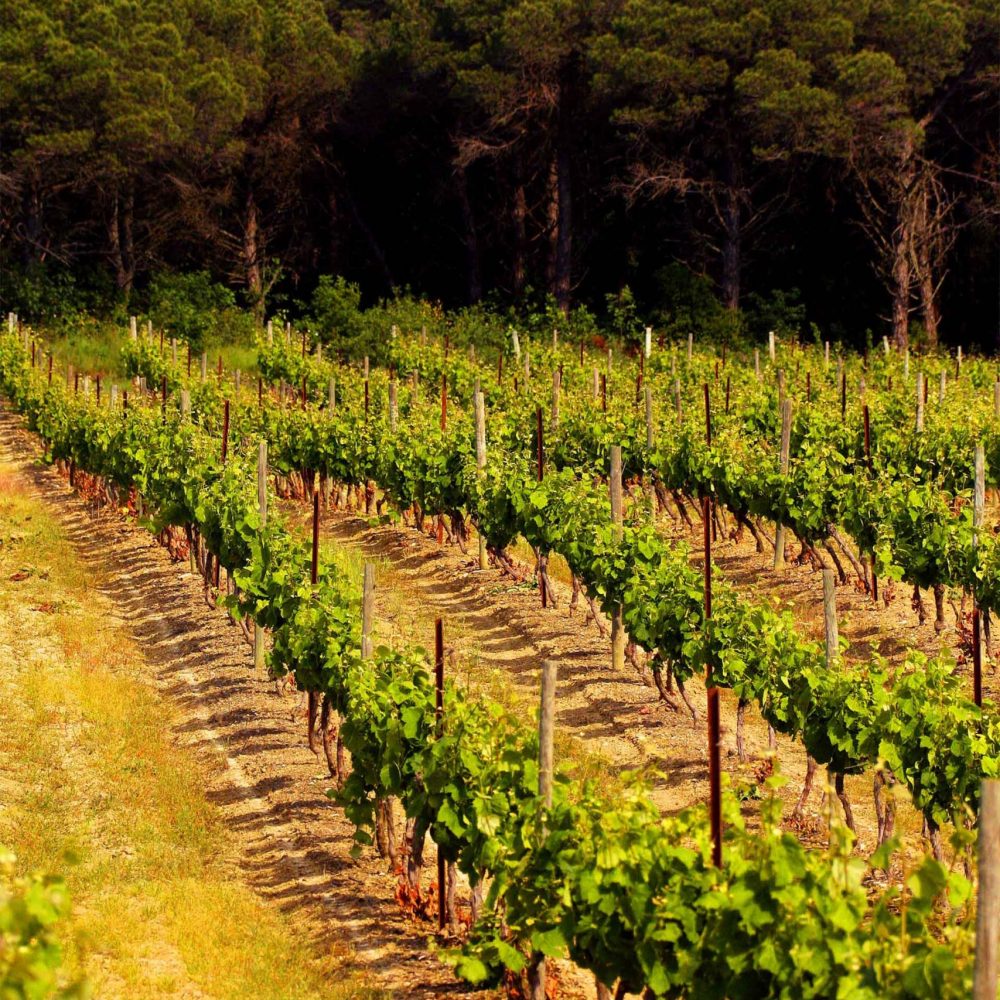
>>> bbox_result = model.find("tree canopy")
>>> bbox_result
[1,0,997,346]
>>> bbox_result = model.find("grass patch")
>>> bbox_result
[42,321,130,378]
[29,324,260,382]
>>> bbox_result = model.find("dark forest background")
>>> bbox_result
[1,0,998,349]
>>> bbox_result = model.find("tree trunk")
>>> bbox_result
[719,182,741,311]
[512,166,527,300]
[890,221,911,349]
[455,165,482,304]
[120,180,135,299]
[106,187,126,291]
[554,140,572,313]
[545,152,559,298]
[244,188,263,321]
[916,242,939,348]
[890,138,918,349]
[911,170,941,349]
[22,170,43,265]
[554,66,574,315]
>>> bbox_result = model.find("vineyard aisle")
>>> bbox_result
[0,408,489,999]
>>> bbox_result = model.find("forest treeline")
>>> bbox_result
[1,0,998,348]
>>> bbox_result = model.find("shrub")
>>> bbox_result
[148,271,237,351]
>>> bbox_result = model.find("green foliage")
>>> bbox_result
[649,264,732,341]
[305,276,366,356]
[148,271,243,350]
[0,260,119,328]
[604,286,644,345]
[743,287,807,341]
[0,847,84,999]
[2,325,995,998]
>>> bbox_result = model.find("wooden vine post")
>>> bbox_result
[254,440,268,676]
[610,445,625,671]
[704,383,714,545]
[703,491,722,868]
[388,379,398,432]
[916,373,925,431]
[863,403,871,471]
[437,372,447,544]
[862,403,877,602]
[221,400,230,464]
[311,488,320,586]
[536,405,547,608]
[645,384,656,518]
[974,443,985,707]
[795,568,835,820]
[474,389,488,571]
[974,780,1000,999]
[551,366,560,433]
[529,659,558,1000]
[773,399,792,570]
[823,568,839,664]
[434,618,446,931]
[362,564,375,659]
